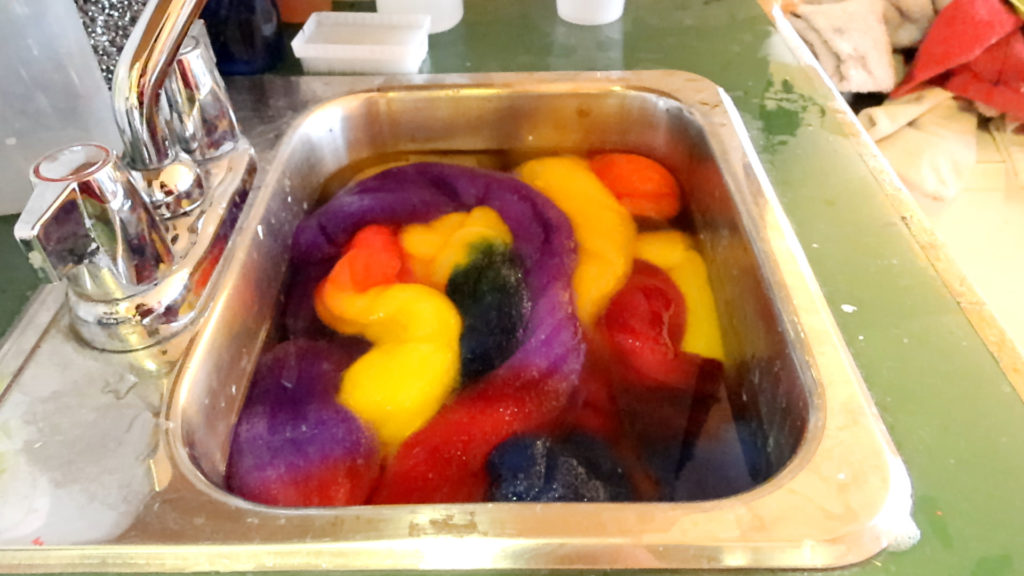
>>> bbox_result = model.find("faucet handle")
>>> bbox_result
[164,29,241,160]
[14,144,174,301]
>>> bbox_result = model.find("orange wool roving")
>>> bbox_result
[322,224,410,293]
[589,153,682,221]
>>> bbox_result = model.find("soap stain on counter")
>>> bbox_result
[102,373,140,401]
[0,401,51,544]
[21,386,156,496]
[0,323,168,545]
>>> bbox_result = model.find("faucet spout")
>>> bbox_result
[112,0,207,170]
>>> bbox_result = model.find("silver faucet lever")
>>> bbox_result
[113,0,208,218]
[14,144,174,302]
[164,30,241,160]
[112,0,207,170]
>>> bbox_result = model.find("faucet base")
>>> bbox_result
[140,153,208,219]
[67,141,256,352]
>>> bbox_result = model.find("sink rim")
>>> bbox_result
[0,71,914,573]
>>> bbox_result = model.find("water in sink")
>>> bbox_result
[224,151,765,507]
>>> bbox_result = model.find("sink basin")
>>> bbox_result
[0,71,914,572]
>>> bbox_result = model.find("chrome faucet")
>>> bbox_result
[113,0,209,217]
[14,0,256,352]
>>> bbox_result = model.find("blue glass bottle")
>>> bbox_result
[201,0,284,75]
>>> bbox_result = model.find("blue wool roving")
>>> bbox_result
[486,434,633,502]
[447,243,529,383]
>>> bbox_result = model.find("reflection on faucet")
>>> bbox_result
[24,144,173,301]
[113,0,205,171]
[164,34,241,160]
[14,0,256,352]
[200,0,284,75]
[113,0,212,217]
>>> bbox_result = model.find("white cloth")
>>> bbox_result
[859,87,979,200]
[859,85,954,139]
[789,0,897,93]
[882,0,951,49]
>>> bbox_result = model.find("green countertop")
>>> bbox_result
[2,0,1022,574]
[0,215,38,332]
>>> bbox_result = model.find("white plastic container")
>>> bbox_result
[290,12,430,75]
[0,0,121,215]
[376,0,463,34]
[556,0,625,26]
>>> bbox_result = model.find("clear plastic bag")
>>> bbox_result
[0,0,120,215]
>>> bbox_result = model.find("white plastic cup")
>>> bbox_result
[376,0,464,34]
[556,0,625,26]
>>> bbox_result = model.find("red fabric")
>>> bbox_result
[891,0,1022,98]
[939,30,1024,118]
[967,30,1024,89]
[946,65,1024,119]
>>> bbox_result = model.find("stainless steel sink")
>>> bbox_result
[0,71,915,572]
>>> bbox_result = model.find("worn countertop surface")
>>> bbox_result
[1,0,1022,574]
